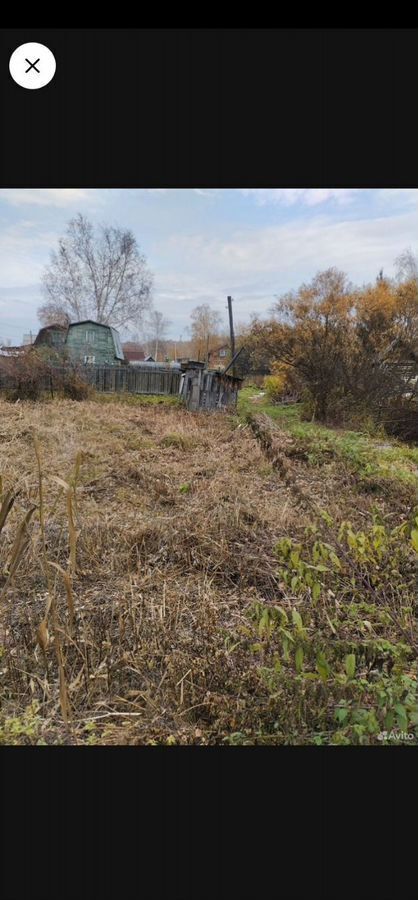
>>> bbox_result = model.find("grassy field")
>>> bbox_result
[0,391,417,744]
[238,387,418,487]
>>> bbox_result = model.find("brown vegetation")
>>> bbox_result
[0,396,416,744]
[248,262,418,436]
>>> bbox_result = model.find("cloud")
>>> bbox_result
[150,208,417,332]
[164,210,416,278]
[1,189,416,343]
[375,188,418,208]
[240,188,359,206]
[193,189,220,199]
[0,189,94,207]
[0,222,58,286]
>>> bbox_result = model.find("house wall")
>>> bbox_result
[208,346,231,368]
[66,323,120,365]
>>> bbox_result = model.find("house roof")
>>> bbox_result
[68,320,112,330]
[36,323,67,333]
[124,349,145,362]
[0,345,25,356]
[110,327,124,360]
[34,324,68,345]
[122,341,144,351]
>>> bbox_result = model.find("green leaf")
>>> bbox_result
[279,627,295,643]
[384,710,394,731]
[312,582,321,603]
[329,551,342,570]
[316,652,330,682]
[394,704,408,732]
[345,654,356,679]
[292,609,303,630]
[411,530,418,553]
[335,707,349,724]
[295,646,304,673]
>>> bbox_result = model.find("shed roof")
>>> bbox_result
[68,320,112,329]
[36,323,67,333]
[110,327,124,360]
[34,323,68,345]
[124,349,146,362]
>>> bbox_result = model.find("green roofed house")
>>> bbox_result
[65,321,125,366]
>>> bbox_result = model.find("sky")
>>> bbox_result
[0,187,416,344]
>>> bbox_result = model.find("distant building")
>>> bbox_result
[123,348,146,364]
[207,343,231,369]
[0,344,25,358]
[65,321,124,366]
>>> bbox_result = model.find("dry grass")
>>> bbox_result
[0,396,416,745]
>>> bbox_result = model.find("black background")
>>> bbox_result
[0,27,417,900]
[0,28,417,187]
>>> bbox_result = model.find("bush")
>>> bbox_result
[0,350,93,402]
[245,510,418,744]
[0,349,50,401]
[264,374,285,402]
[59,372,93,401]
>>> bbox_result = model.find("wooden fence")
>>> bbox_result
[0,364,182,397]
[82,365,181,395]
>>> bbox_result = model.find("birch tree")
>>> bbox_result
[38,213,153,329]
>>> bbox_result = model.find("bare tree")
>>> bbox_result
[190,304,222,362]
[395,248,418,283]
[38,302,71,328]
[144,309,171,361]
[39,213,153,329]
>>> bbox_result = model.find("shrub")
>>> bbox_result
[0,349,50,401]
[0,350,93,402]
[59,372,93,401]
[264,374,285,402]
[243,510,418,743]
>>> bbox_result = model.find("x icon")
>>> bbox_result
[25,58,40,74]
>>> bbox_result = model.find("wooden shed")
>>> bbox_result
[34,324,68,359]
[65,321,125,366]
[179,361,242,410]
[34,323,67,349]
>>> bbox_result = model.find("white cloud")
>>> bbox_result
[240,188,359,206]
[164,210,416,279]
[0,222,58,286]
[1,189,416,342]
[375,188,418,208]
[150,208,417,332]
[193,189,220,199]
[0,188,94,207]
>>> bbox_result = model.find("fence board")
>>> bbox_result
[0,365,181,397]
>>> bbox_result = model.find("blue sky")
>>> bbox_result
[0,188,416,344]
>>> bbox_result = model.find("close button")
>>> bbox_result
[9,42,56,89]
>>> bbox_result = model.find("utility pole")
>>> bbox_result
[227,296,236,375]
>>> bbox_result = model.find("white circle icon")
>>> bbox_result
[9,43,56,90]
